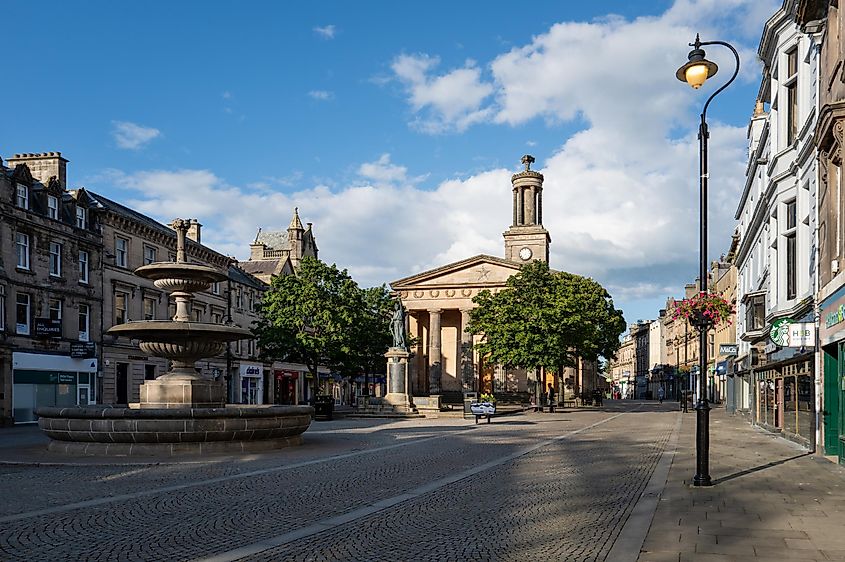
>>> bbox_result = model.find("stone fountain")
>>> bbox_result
[36,219,313,456]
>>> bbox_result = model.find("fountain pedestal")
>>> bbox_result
[139,379,226,409]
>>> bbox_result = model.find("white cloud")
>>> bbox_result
[96,0,778,323]
[357,154,407,184]
[390,54,494,133]
[111,121,161,150]
[308,90,334,100]
[313,25,336,39]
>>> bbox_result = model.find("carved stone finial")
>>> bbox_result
[170,218,190,263]
[521,154,535,171]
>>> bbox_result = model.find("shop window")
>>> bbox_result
[47,195,59,219]
[16,292,30,335]
[16,183,28,209]
[115,237,128,268]
[15,232,30,270]
[797,374,813,439]
[115,292,128,325]
[79,250,89,284]
[49,241,62,277]
[78,303,90,342]
[76,206,86,229]
[144,297,157,321]
[783,376,796,435]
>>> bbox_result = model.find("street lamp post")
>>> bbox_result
[676,34,740,487]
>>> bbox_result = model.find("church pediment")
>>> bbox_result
[391,254,521,289]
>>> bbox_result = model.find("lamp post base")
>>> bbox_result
[693,398,712,486]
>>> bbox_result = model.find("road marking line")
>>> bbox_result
[193,410,631,562]
[605,411,682,562]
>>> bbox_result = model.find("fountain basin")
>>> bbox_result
[36,405,314,456]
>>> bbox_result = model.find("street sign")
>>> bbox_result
[70,342,97,358]
[769,319,814,347]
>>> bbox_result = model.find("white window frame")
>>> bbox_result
[49,241,62,277]
[47,195,59,219]
[212,282,220,295]
[143,297,156,321]
[115,291,129,325]
[0,285,5,331]
[76,206,86,229]
[79,250,89,284]
[49,298,62,322]
[115,237,128,268]
[15,233,30,270]
[16,293,30,335]
[78,303,90,342]
[16,183,28,209]
[143,245,157,265]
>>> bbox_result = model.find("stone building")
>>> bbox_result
[0,153,103,424]
[662,283,701,400]
[798,0,845,461]
[708,256,738,405]
[88,192,272,406]
[608,334,635,398]
[391,155,596,402]
[241,209,318,284]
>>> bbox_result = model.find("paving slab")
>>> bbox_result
[638,406,845,561]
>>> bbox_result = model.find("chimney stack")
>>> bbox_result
[186,219,202,244]
[5,152,68,189]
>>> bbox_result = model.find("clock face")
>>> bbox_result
[519,247,533,261]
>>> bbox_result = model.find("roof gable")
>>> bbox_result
[391,254,522,289]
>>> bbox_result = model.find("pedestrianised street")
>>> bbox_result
[0,403,674,561]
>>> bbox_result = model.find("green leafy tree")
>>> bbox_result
[254,257,363,401]
[466,261,625,388]
[349,285,395,394]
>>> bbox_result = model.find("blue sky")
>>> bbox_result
[2,0,780,327]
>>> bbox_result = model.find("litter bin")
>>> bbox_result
[314,395,334,420]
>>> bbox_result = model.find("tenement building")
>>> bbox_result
[798,0,845,461]
[0,153,103,424]
[735,1,819,448]
[391,155,597,403]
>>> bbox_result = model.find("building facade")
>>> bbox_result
[1,153,103,424]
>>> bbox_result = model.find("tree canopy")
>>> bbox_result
[465,261,626,373]
[253,257,395,397]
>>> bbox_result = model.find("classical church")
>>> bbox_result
[241,208,318,283]
[391,155,596,399]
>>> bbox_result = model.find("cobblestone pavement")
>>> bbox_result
[0,401,678,561]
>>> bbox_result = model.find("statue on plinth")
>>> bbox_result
[390,302,407,350]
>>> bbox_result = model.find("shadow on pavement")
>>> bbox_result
[711,451,812,485]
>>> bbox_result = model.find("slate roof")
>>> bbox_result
[255,230,289,251]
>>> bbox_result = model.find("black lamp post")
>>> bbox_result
[675,34,739,487]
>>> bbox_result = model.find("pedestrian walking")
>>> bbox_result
[547,383,556,413]
[657,387,664,404]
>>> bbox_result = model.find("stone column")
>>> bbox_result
[428,309,442,395]
[512,189,518,226]
[537,187,543,225]
[460,309,474,391]
[516,187,524,225]
[524,185,536,225]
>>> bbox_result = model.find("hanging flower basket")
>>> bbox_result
[672,292,734,329]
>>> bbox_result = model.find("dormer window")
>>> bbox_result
[47,195,59,219]
[16,184,28,209]
[76,206,87,229]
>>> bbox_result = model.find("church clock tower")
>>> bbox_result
[503,155,550,263]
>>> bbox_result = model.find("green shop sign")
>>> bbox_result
[13,370,77,385]
[769,318,792,346]
[825,304,845,330]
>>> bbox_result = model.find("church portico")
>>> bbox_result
[392,155,555,401]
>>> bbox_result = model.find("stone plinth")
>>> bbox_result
[139,378,226,409]
[35,405,314,456]
[352,348,420,418]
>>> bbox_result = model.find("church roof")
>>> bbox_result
[255,230,289,251]
[240,259,281,276]
[391,254,522,289]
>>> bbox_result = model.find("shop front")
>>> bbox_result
[12,351,98,423]
[754,354,815,448]
[819,285,845,461]
[274,369,299,405]
[239,362,264,405]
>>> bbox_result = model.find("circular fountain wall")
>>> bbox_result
[36,218,313,456]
